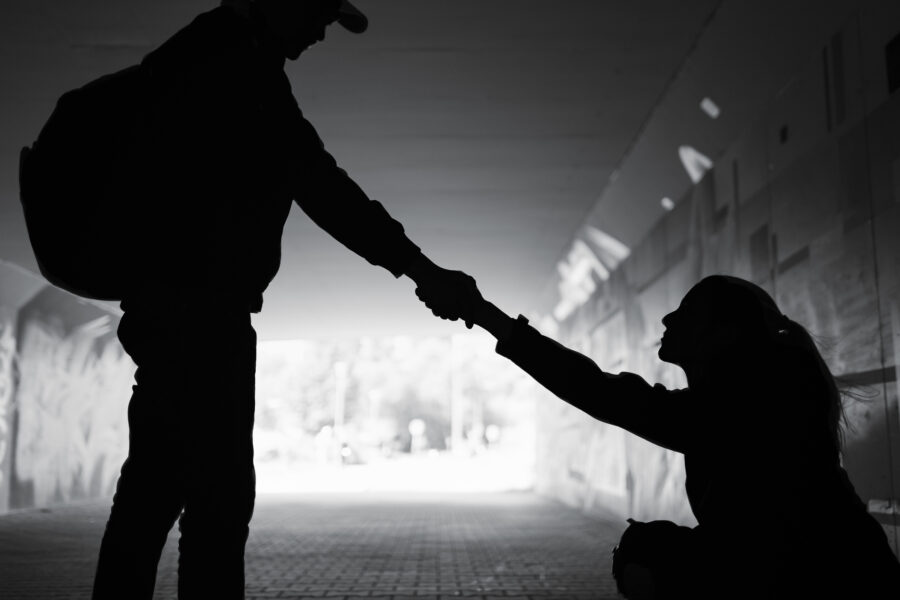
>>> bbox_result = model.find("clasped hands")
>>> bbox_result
[405,255,483,328]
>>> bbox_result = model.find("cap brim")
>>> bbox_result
[337,0,367,34]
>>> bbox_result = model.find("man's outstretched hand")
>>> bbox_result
[405,255,482,328]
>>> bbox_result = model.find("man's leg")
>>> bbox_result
[93,311,188,600]
[176,311,256,599]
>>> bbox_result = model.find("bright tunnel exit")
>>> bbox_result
[253,332,538,494]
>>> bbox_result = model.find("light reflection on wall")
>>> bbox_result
[254,333,539,493]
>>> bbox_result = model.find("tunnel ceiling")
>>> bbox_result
[0,0,854,339]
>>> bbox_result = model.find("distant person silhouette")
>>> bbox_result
[423,274,900,598]
[92,1,473,598]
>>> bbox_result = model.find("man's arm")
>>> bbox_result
[287,110,477,324]
[293,156,422,278]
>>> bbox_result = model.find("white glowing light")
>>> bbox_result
[408,418,426,437]
[248,336,539,494]
[661,197,675,211]
[700,97,720,119]
[678,145,713,184]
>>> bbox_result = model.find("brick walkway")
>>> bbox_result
[0,492,626,600]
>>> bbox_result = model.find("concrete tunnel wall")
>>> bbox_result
[531,8,900,558]
[0,265,132,513]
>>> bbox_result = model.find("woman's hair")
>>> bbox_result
[778,316,847,454]
[695,275,846,454]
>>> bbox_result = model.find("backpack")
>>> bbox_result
[19,64,150,301]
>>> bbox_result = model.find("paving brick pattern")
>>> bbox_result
[0,492,626,600]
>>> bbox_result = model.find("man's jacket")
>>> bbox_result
[133,5,420,311]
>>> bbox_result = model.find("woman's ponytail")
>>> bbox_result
[775,316,846,455]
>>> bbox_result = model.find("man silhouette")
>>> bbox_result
[91,1,471,598]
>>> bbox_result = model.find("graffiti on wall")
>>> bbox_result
[0,307,16,497]
[14,312,133,507]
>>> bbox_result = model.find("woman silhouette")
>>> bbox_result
[438,274,900,598]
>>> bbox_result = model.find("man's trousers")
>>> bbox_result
[93,299,256,600]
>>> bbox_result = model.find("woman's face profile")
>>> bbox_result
[658,285,716,367]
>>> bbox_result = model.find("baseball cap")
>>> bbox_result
[336,0,368,34]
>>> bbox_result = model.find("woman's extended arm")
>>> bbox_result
[474,299,695,453]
